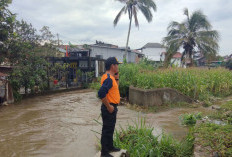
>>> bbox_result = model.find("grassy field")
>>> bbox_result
[119,63,232,101]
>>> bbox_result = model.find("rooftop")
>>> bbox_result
[142,43,163,49]
[173,52,182,59]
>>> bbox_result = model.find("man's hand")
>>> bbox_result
[102,97,114,113]
[107,105,114,113]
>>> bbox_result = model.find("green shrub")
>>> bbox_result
[89,77,101,90]
[179,112,202,126]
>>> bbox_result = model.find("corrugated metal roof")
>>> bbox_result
[142,43,163,48]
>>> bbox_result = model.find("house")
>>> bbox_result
[193,52,207,66]
[0,72,14,105]
[90,41,143,63]
[51,41,144,87]
[161,52,182,67]
[140,43,166,62]
[171,52,182,67]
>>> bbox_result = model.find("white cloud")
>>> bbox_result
[9,0,232,55]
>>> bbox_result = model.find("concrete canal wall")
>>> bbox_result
[129,86,194,106]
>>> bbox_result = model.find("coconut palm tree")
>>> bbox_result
[114,0,157,60]
[163,8,219,67]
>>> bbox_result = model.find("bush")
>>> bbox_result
[179,112,202,126]
[89,77,101,90]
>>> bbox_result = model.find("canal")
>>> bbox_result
[0,89,210,157]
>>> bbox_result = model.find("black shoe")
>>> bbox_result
[100,152,113,157]
[109,147,121,152]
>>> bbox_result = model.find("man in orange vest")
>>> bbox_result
[98,57,121,157]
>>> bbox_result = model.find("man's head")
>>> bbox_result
[105,57,121,73]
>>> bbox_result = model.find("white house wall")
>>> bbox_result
[90,46,137,63]
[91,46,124,62]
[171,58,181,67]
[142,48,165,61]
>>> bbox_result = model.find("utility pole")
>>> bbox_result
[57,33,60,46]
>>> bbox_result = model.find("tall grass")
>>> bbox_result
[114,118,194,157]
[119,64,232,100]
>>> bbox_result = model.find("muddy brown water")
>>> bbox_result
[0,90,210,157]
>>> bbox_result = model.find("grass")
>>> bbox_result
[195,123,232,157]
[194,99,232,156]
[209,100,232,124]
[113,118,194,157]
[119,63,232,101]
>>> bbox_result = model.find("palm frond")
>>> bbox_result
[137,4,152,22]
[113,6,126,27]
[167,21,180,30]
[196,30,220,42]
[183,8,189,18]
[189,10,211,31]
[132,6,139,27]
[138,0,157,12]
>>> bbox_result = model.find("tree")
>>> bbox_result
[40,26,57,57]
[0,0,15,63]
[114,0,156,59]
[163,8,219,67]
[10,51,48,96]
[8,20,40,64]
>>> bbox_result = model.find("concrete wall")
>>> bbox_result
[129,86,193,106]
[142,47,166,61]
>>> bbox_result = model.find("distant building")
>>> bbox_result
[90,41,143,63]
[0,71,14,105]
[140,43,166,62]
[161,52,182,67]
[193,52,206,66]
[171,52,182,67]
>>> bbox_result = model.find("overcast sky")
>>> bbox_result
[9,0,232,55]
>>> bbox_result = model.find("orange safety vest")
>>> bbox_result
[101,73,120,104]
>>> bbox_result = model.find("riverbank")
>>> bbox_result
[119,95,232,157]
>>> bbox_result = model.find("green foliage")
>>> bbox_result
[114,118,194,157]
[9,52,48,97]
[119,64,232,101]
[163,8,219,66]
[195,123,232,157]
[179,112,202,126]
[0,0,15,63]
[89,77,101,90]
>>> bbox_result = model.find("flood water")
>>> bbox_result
[0,90,210,157]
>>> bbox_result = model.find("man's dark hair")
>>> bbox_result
[105,63,111,70]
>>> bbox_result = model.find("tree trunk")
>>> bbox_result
[125,10,133,61]
[163,53,173,68]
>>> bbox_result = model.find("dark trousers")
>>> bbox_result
[101,103,118,154]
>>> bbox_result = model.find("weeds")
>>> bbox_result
[113,118,194,157]
[195,123,232,157]
[179,112,202,126]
